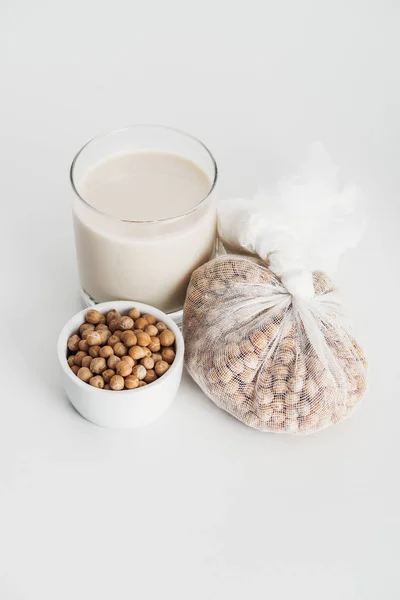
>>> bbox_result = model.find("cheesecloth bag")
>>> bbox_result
[183,144,367,434]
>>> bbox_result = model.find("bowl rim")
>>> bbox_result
[57,300,184,397]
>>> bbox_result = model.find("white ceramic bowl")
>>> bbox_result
[57,300,184,428]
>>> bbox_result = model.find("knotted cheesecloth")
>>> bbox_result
[183,144,367,434]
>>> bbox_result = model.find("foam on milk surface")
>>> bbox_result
[79,151,211,221]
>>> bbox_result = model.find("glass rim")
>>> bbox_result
[69,124,218,224]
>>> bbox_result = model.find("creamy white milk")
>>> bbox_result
[73,151,216,313]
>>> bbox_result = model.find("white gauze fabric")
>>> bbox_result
[183,144,367,434]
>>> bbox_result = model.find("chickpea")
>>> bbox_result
[98,329,111,344]
[159,330,175,347]
[77,367,92,382]
[161,348,175,364]
[144,369,157,384]
[85,309,102,325]
[99,345,114,359]
[120,331,137,347]
[89,345,101,358]
[70,365,80,375]
[134,317,148,330]
[108,318,120,333]
[152,353,162,363]
[132,365,146,380]
[90,357,107,374]
[67,356,76,368]
[74,351,88,366]
[143,314,156,325]
[110,375,124,391]
[121,355,135,367]
[108,335,120,348]
[113,342,128,357]
[79,323,95,336]
[143,347,152,357]
[81,356,92,369]
[128,307,141,320]
[90,376,104,389]
[136,332,151,347]
[107,355,121,370]
[86,331,102,347]
[138,381,147,387]
[155,322,167,333]
[155,360,169,376]
[144,325,158,337]
[148,337,161,353]
[78,339,89,352]
[67,334,80,352]
[106,310,120,325]
[141,357,154,370]
[116,361,133,377]
[129,346,146,360]
[102,369,115,384]
[124,375,139,389]
[120,316,134,330]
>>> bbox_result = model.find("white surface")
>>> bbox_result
[58,301,184,428]
[0,1,399,599]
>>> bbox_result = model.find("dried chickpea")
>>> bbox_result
[128,308,141,320]
[148,337,160,353]
[155,360,169,376]
[108,318,120,333]
[144,325,158,337]
[144,369,157,383]
[108,335,120,348]
[104,384,111,390]
[156,322,167,333]
[129,346,146,360]
[143,347,152,357]
[132,365,146,380]
[98,314,107,324]
[113,342,128,357]
[121,355,135,367]
[138,381,147,387]
[152,353,162,363]
[77,367,92,382]
[159,330,175,347]
[74,351,88,366]
[133,329,143,336]
[98,329,111,344]
[90,375,104,389]
[113,330,123,339]
[136,332,151,347]
[85,309,102,325]
[89,345,101,358]
[107,355,121,370]
[86,331,102,346]
[116,361,132,377]
[141,357,154,370]
[67,334,80,352]
[78,339,89,352]
[106,310,120,324]
[143,314,156,325]
[90,357,107,374]
[81,356,92,369]
[110,375,124,391]
[120,331,137,347]
[67,356,75,368]
[102,369,115,384]
[120,316,134,330]
[79,323,94,336]
[161,348,175,364]
[81,329,94,340]
[99,345,114,359]
[95,323,109,331]
[124,375,139,389]
[135,317,148,330]
[71,365,80,375]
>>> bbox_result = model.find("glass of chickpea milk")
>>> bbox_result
[70,125,218,319]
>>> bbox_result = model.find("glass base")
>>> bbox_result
[79,288,183,328]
